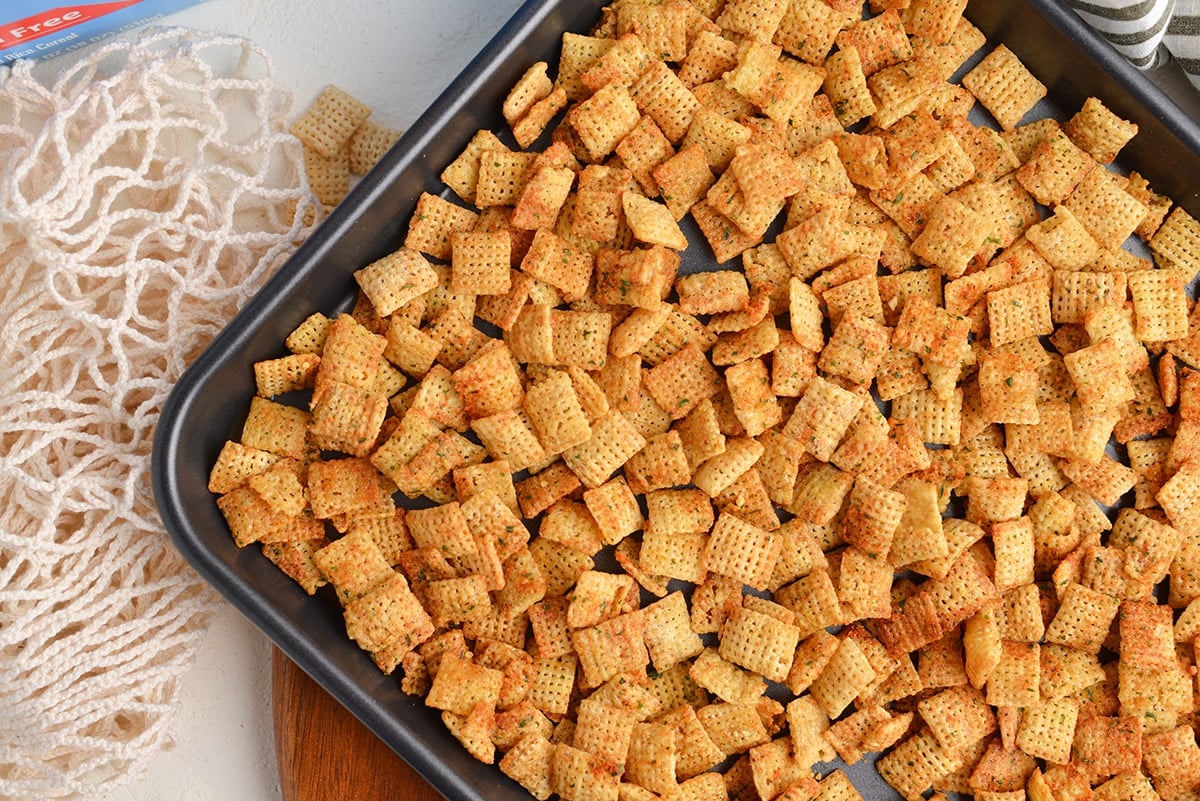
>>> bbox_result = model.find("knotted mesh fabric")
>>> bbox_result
[0,28,316,799]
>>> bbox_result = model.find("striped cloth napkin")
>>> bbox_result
[1067,0,1200,88]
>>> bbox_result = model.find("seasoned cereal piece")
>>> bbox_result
[962,44,1046,130]
[291,85,371,158]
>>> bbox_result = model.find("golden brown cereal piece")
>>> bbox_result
[404,192,479,261]
[291,85,372,159]
[962,44,1046,130]
[1063,96,1138,164]
[1015,129,1097,207]
[703,512,780,591]
[986,279,1053,348]
[835,9,912,77]
[816,311,888,387]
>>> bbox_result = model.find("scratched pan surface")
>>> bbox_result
[153,2,1200,800]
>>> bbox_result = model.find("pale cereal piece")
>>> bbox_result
[689,647,767,706]
[303,143,350,207]
[682,106,753,172]
[907,193,990,280]
[503,61,552,126]
[987,279,1053,348]
[539,498,604,557]
[822,703,892,764]
[696,702,770,757]
[903,0,968,44]
[690,199,762,264]
[641,591,704,674]
[311,527,393,604]
[550,309,610,371]
[1062,336,1134,411]
[891,387,962,447]
[836,546,893,620]
[717,0,788,41]
[248,459,308,518]
[675,270,749,316]
[1063,166,1148,253]
[692,436,764,499]
[505,303,555,367]
[868,56,945,129]
[1026,206,1101,272]
[1044,582,1120,654]
[1126,170,1173,240]
[1015,129,1097,207]
[423,572,492,627]
[343,571,435,673]
[308,380,387,457]
[712,314,779,364]
[981,640,1040,709]
[1050,270,1127,327]
[285,312,331,355]
[749,738,812,799]
[572,611,650,690]
[571,83,642,163]
[621,192,688,250]
[440,129,507,206]
[1063,96,1139,164]
[573,695,640,768]
[961,44,1046,130]
[810,635,878,719]
[476,150,537,208]
[703,512,779,591]
[770,0,840,65]
[723,358,782,438]
[291,85,371,158]
[563,410,648,488]
[315,312,387,394]
[1109,506,1182,590]
[555,30,613,100]
[820,272,885,328]
[403,192,479,261]
[643,342,722,422]
[839,474,906,562]
[208,440,280,494]
[657,703,727,779]
[629,60,698,146]
[261,536,330,595]
[879,730,967,801]
[787,461,855,528]
[1092,773,1160,801]
[917,684,997,759]
[1128,268,1190,342]
[579,31,654,93]
[346,119,402,176]
[835,9,912,76]
[518,229,592,303]
[519,370,590,457]
[976,349,1039,425]
[623,722,679,796]
[594,246,678,311]
[652,142,716,222]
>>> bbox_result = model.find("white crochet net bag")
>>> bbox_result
[0,28,316,800]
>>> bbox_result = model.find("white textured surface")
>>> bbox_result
[83,2,523,800]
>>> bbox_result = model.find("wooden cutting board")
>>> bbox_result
[271,647,443,801]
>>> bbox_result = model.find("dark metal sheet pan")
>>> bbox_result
[152,2,1200,800]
